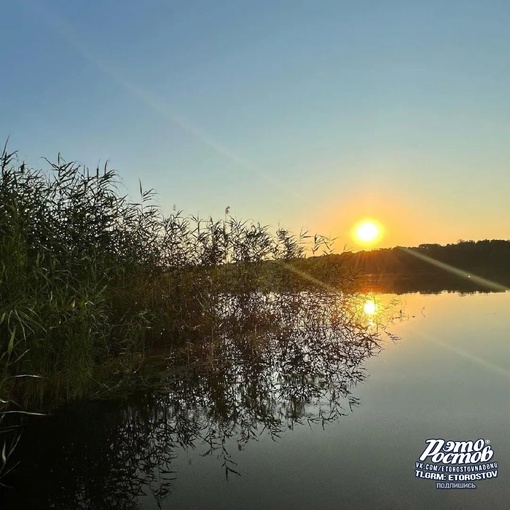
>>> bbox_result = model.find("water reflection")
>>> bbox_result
[355,272,510,295]
[363,298,377,316]
[1,292,386,509]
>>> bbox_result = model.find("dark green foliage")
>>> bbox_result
[0,148,149,405]
[335,240,510,276]
[0,146,345,408]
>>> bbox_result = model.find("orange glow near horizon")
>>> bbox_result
[311,195,419,251]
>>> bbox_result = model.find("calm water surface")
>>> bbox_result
[2,290,509,509]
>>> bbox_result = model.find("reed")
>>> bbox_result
[0,145,345,409]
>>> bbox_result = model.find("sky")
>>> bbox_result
[2,0,510,251]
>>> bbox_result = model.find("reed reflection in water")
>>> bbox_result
[1,290,394,510]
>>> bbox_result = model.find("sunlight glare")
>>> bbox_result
[353,220,383,246]
[363,299,377,316]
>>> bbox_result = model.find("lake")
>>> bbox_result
[1,289,509,509]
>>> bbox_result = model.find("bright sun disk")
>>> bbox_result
[353,220,383,245]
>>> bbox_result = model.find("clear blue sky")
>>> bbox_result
[2,0,510,249]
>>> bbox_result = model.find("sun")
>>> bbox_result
[352,219,383,246]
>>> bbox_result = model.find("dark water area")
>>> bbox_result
[1,284,510,509]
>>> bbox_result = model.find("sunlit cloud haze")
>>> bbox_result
[2,0,510,251]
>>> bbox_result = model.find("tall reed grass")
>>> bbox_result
[0,145,345,408]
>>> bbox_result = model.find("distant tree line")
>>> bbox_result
[306,240,510,284]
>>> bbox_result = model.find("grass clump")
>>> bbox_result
[0,145,346,408]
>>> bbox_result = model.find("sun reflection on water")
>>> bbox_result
[363,299,377,316]
[360,297,381,329]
